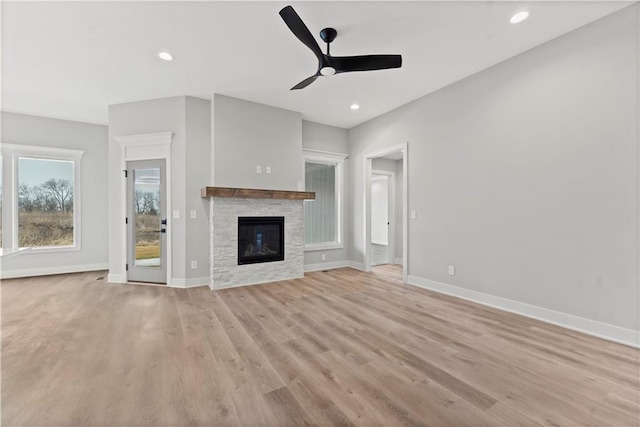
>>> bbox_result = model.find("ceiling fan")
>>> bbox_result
[279,5,403,90]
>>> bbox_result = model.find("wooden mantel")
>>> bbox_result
[201,186,315,200]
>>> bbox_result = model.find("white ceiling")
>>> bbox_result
[2,1,631,129]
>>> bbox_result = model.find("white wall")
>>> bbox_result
[213,95,302,191]
[302,120,351,269]
[349,6,639,338]
[1,112,108,277]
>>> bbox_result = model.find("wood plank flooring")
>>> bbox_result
[2,266,639,426]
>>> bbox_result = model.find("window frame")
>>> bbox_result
[302,149,347,251]
[1,143,85,254]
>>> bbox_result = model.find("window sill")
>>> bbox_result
[0,247,32,259]
[17,245,81,255]
[304,243,343,252]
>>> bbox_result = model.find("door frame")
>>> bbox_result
[363,142,408,283]
[371,169,395,265]
[116,132,173,286]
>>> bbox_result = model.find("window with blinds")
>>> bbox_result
[305,162,336,245]
[302,149,346,250]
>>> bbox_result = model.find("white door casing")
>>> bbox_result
[115,132,173,285]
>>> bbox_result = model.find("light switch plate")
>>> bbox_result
[256,165,262,174]
[172,210,180,219]
[190,210,197,219]
[266,166,271,174]
[411,210,417,219]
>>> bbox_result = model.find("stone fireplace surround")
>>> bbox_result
[201,187,315,290]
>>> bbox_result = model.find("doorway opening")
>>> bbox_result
[371,171,394,266]
[126,159,167,284]
[364,143,408,282]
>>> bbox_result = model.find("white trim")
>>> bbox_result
[301,148,348,162]
[114,132,173,147]
[304,242,343,251]
[1,144,85,252]
[637,3,640,340]
[116,132,173,286]
[407,275,640,349]
[170,276,210,288]
[302,149,346,250]
[0,143,85,160]
[348,261,365,271]
[107,273,126,283]
[304,260,350,272]
[1,263,108,279]
[363,143,408,283]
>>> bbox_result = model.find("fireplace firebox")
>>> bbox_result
[237,216,284,265]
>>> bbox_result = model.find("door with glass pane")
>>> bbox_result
[126,159,167,284]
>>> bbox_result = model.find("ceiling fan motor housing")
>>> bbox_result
[320,27,337,44]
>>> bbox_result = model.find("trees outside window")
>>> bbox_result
[17,158,75,247]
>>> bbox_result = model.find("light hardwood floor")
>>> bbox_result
[2,267,639,426]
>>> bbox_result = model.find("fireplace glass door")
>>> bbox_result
[238,217,284,265]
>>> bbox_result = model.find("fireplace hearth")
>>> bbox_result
[237,216,284,265]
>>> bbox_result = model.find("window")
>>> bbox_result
[302,149,346,250]
[18,157,75,247]
[1,144,84,252]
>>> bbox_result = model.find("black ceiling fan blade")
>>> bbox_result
[332,54,402,73]
[291,74,319,90]
[279,6,324,62]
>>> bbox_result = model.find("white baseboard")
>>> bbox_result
[107,273,125,283]
[348,261,365,271]
[1,263,109,280]
[394,258,403,265]
[304,260,350,272]
[170,276,210,289]
[406,275,640,348]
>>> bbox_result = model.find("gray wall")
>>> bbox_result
[348,6,639,331]
[213,95,302,191]
[302,120,351,267]
[185,97,211,280]
[108,96,211,285]
[1,112,108,275]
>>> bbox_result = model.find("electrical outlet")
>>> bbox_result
[256,165,262,174]
[266,166,271,174]
[321,253,326,261]
[448,265,455,276]
[190,210,197,219]
[191,260,197,269]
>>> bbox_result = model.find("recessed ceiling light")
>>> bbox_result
[510,11,530,24]
[350,104,360,110]
[158,51,173,61]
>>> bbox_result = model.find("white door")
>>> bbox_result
[126,159,167,284]
[371,174,389,265]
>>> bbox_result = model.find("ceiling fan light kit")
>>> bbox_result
[279,5,403,90]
